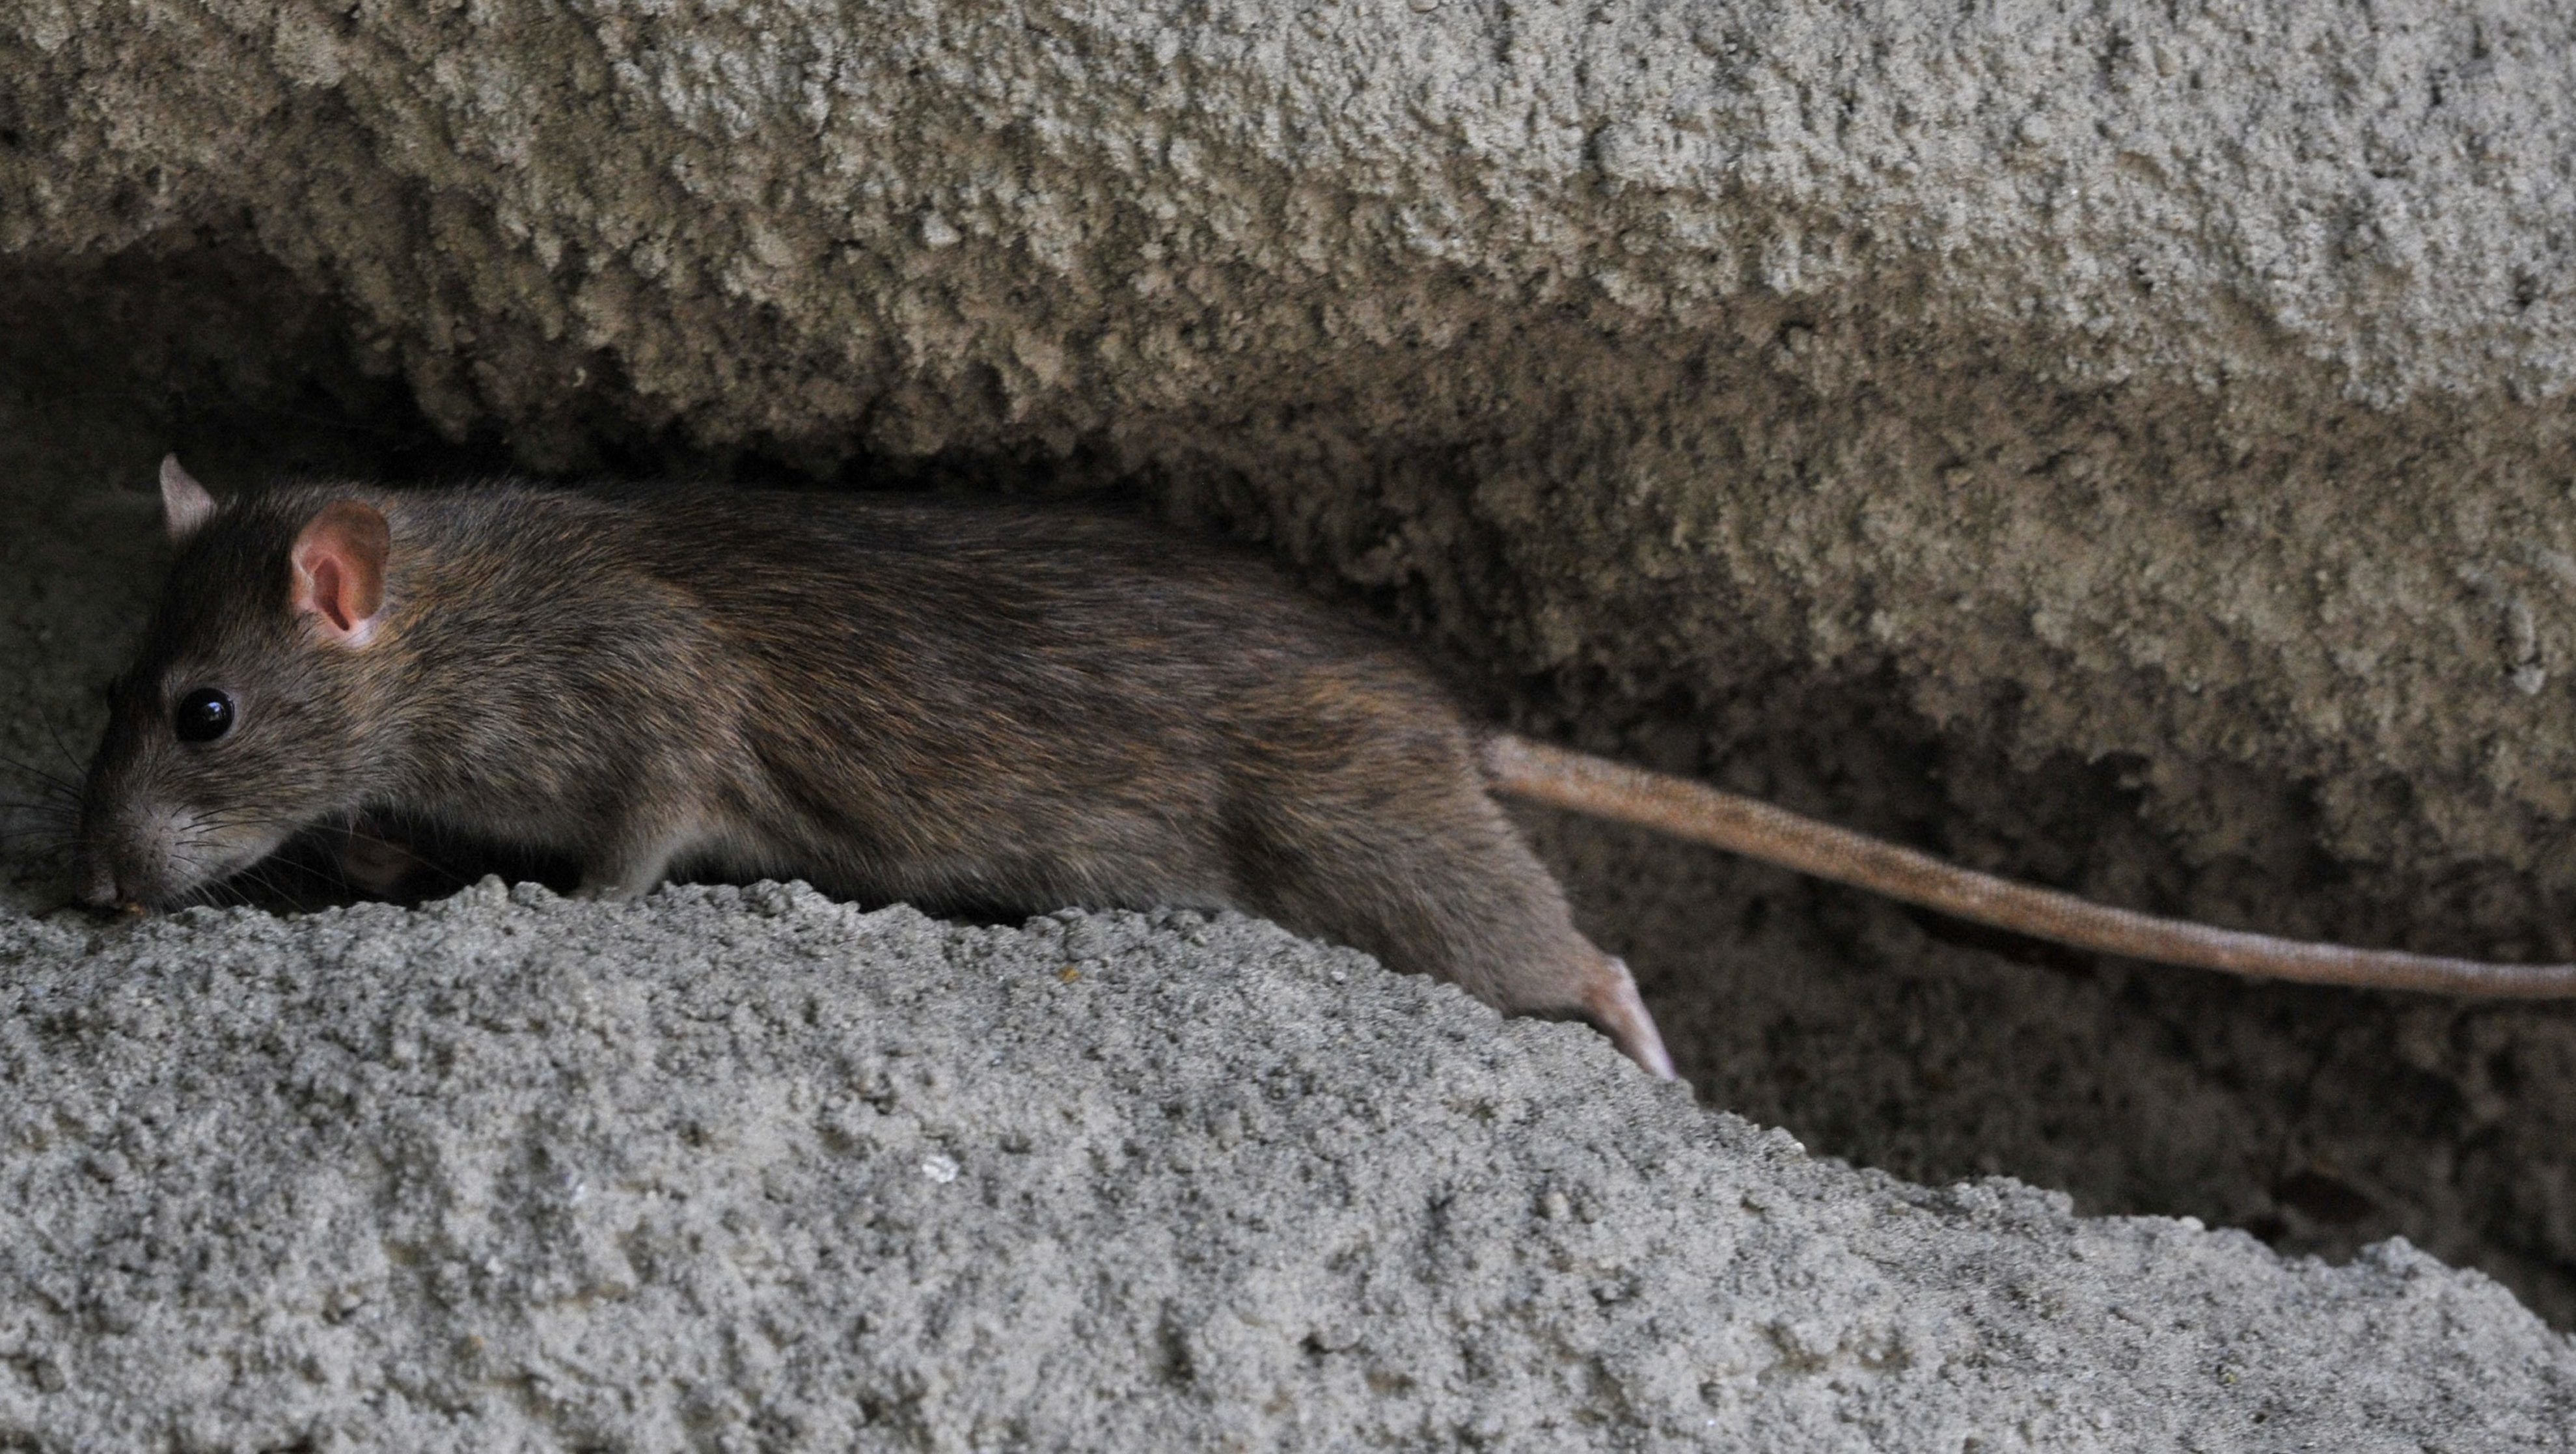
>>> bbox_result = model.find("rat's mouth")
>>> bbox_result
[75,812,584,915]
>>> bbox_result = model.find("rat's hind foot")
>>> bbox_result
[1580,953,1675,1079]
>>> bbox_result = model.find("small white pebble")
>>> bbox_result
[920,1153,961,1184]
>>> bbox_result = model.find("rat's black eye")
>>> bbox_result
[173,688,236,744]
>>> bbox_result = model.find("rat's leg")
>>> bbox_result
[574,851,676,901]
[1232,769,1677,1077]
[573,816,702,901]
[336,814,424,898]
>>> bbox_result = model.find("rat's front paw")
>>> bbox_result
[338,818,424,898]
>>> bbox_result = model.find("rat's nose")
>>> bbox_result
[74,847,125,910]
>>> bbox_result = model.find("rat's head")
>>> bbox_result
[76,458,397,909]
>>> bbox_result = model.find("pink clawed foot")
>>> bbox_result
[1583,954,1677,1079]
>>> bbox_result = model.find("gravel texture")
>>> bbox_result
[4,883,2570,1451]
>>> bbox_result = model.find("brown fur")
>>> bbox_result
[79,479,1674,1076]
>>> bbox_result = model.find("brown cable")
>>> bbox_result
[1483,732,2576,997]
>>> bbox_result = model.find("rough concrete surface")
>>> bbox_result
[10,0,2576,1444]
[7,885,2573,1451]
[7,0,2576,885]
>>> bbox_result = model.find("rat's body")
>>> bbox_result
[80,471,1675,1072]
[81,465,2576,1085]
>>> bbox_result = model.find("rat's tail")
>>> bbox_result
[1481,732,2576,997]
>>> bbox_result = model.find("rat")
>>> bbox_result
[72,461,2576,1085]
[79,461,1681,1073]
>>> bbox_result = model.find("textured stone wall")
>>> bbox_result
[9,0,2576,897]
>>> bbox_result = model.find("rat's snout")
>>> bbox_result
[75,795,232,911]
[77,707,319,910]
[74,772,135,909]
[74,845,124,910]
[75,801,177,910]
[78,780,307,909]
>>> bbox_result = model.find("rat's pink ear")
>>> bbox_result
[160,456,217,541]
[291,500,392,646]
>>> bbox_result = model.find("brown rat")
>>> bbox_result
[79,461,1677,1074]
[77,462,2576,1086]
